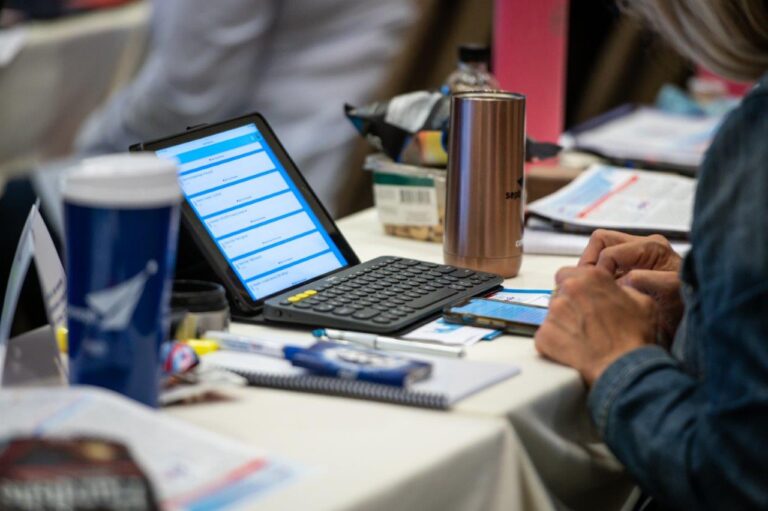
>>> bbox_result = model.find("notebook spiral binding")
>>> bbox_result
[230,369,449,410]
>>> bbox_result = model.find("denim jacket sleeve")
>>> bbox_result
[587,78,768,510]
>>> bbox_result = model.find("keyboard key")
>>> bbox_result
[390,298,405,305]
[332,306,355,316]
[405,288,459,309]
[402,260,420,266]
[422,285,437,292]
[279,300,291,306]
[373,316,393,324]
[294,302,313,309]
[435,265,457,274]
[405,291,422,299]
[313,304,334,313]
[450,269,476,279]
[352,308,380,320]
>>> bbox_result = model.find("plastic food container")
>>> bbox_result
[365,154,446,242]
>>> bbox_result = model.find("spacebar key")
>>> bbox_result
[406,288,459,310]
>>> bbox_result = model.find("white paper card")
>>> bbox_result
[402,318,500,346]
[0,204,67,383]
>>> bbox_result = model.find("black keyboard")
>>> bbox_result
[263,256,503,334]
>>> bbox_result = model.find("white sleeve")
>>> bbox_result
[76,0,276,154]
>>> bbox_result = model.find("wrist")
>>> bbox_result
[582,342,648,386]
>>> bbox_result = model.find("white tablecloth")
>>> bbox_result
[167,209,634,510]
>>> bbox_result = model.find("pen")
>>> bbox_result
[202,331,292,358]
[314,329,465,358]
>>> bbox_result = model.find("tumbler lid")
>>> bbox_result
[452,90,525,102]
[63,154,181,208]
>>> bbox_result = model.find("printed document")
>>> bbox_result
[562,107,722,169]
[0,386,302,510]
[527,164,694,237]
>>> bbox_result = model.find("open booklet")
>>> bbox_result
[526,164,695,239]
[560,105,723,175]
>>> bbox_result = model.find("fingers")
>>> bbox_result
[595,238,678,275]
[578,230,638,267]
[621,285,655,311]
[618,269,679,296]
[555,265,610,287]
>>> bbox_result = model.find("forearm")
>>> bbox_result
[589,346,768,510]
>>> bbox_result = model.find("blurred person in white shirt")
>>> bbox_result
[76,0,418,217]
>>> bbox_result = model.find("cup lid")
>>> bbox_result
[63,154,181,208]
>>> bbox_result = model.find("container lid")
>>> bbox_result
[63,154,181,208]
[452,91,525,101]
[171,280,228,313]
[458,44,491,64]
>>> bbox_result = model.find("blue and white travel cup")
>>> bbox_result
[63,154,181,407]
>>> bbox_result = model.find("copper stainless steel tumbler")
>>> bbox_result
[443,91,526,277]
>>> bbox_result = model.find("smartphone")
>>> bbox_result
[443,298,548,337]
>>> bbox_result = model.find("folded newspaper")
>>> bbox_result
[526,164,695,238]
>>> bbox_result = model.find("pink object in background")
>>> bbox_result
[493,0,569,142]
[697,67,752,97]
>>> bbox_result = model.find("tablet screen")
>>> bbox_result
[155,123,348,301]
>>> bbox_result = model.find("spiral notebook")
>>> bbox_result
[204,351,519,410]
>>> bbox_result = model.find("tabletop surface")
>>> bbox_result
[165,208,606,510]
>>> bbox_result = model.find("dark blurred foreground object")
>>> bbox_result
[0,437,159,510]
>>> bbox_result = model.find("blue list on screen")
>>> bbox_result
[156,123,347,300]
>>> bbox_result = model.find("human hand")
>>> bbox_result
[618,269,683,348]
[535,266,657,386]
[578,229,682,277]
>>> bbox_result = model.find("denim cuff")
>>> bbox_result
[588,345,677,437]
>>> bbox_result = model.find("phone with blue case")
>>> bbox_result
[443,298,548,337]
